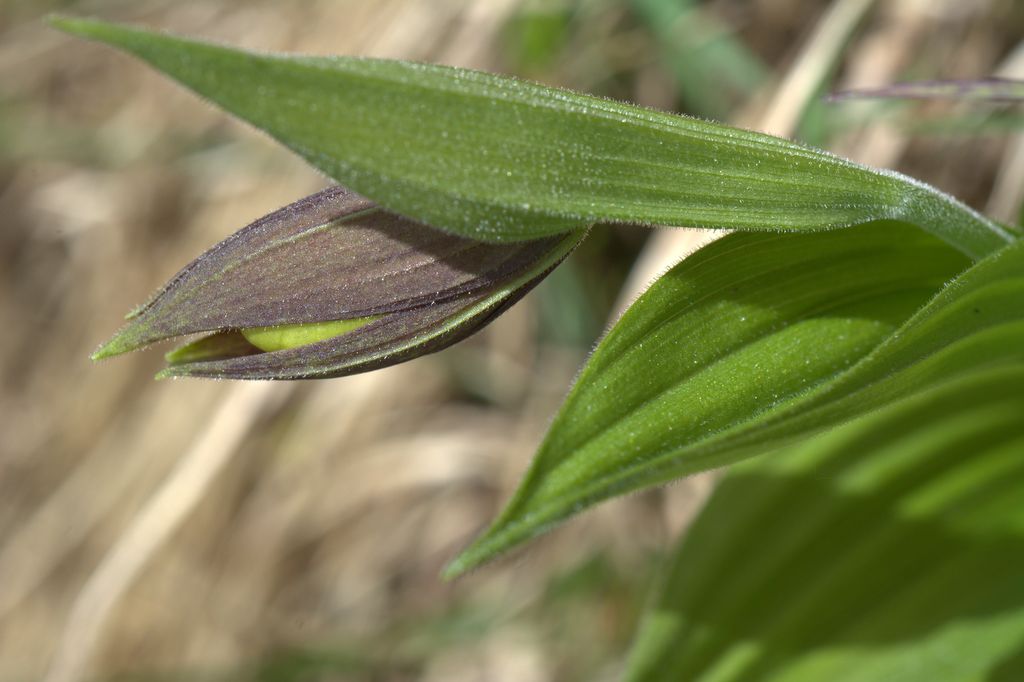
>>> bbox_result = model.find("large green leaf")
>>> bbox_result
[625,365,1024,681]
[51,17,1013,257]
[447,224,1024,576]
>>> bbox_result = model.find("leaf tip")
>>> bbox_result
[91,336,128,361]
[443,525,519,580]
[47,14,155,53]
[47,14,107,39]
[153,367,176,381]
[440,555,472,582]
[91,321,155,361]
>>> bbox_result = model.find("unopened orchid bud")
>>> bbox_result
[94,186,584,379]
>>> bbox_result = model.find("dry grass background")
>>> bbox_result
[2,1,1023,681]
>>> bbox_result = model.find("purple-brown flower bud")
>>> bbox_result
[94,186,584,379]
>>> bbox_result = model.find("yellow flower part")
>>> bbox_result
[242,316,378,352]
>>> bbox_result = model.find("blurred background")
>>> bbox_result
[2,1,1023,680]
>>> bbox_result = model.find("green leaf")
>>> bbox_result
[447,223,1024,576]
[625,365,1024,681]
[50,16,1013,257]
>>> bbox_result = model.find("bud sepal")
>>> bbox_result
[93,186,585,380]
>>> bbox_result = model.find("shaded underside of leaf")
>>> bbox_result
[625,365,1024,682]
[51,16,1012,257]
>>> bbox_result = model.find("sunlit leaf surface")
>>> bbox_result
[625,366,1024,681]
[449,224,1024,575]
[51,17,1012,257]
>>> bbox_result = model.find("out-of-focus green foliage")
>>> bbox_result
[626,366,1024,681]
[629,0,766,118]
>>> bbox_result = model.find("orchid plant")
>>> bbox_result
[55,16,1024,682]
